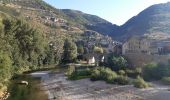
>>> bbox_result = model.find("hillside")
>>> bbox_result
[115,2,170,41]
[0,0,119,95]
[61,9,119,36]
[0,0,118,40]
[1,0,170,41]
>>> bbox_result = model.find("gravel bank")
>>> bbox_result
[31,71,170,100]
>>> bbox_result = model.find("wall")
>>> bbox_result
[124,53,170,67]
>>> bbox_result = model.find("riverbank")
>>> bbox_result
[7,74,48,100]
[32,71,170,100]
[7,69,170,100]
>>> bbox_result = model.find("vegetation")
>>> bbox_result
[143,63,170,81]
[90,67,117,83]
[0,51,12,90]
[161,77,170,85]
[63,39,77,63]
[66,65,75,76]
[118,70,126,76]
[126,68,142,78]
[107,55,127,71]
[77,45,84,54]
[1,0,170,94]
[68,67,91,80]
[113,76,129,85]
[133,76,150,88]
[93,46,103,54]
[0,17,61,90]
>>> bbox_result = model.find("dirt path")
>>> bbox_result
[30,71,170,100]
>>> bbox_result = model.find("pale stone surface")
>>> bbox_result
[31,71,170,100]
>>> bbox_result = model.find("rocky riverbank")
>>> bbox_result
[31,71,170,100]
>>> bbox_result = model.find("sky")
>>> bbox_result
[43,0,170,25]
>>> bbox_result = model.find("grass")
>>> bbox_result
[7,75,48,100]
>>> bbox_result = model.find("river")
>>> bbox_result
[7,69,170,100]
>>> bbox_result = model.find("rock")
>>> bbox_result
[18,81,29,85]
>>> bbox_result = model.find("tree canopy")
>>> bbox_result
[63,39,77,63]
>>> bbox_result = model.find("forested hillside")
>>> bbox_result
[0,0,116,91]
[0,15,49,90]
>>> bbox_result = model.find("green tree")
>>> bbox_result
[63,39,77,63]
[108,55,127,71]
[0,51,12,88]
[93,46,103,54]
[77,45,84,54]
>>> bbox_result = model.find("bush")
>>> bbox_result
[118,70,126,76]
[143,63,170,81]
[75,68,91,76]
[91,67,117,82]
[126,68,142,78]
[107,55,127,71]
[113,76,129,85]
[66,65,75,76]
[133,76,149,88]
[68,68,91,80]
[0,83,3,90]
[161,77,170,85]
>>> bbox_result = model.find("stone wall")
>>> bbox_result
[124,53,170,67]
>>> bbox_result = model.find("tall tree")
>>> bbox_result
[63,39,77,63]
[77,45,84,54]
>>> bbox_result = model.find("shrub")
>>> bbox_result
[68,68,91,80]
[75,68,91,76]
[143,63,170,81]
[126,68,142,78]
[0,83,3,90]
[90,68,101,81]
[66,65,75,76]
[161,77,170,85]
[133,76,149,88]
[113,76,129,85]
[118,70,126,76]
[107,55,127,71]
[91,67,117,82]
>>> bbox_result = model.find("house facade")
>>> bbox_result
[88,56,95,64]
[150,39,170,55]
[122,36,170,55]
[122,37,150,55]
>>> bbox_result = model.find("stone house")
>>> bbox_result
[114,44,122,55]
[87,56,95,64]
[150,39,170,55]
[122,36,170,55]
[85,54,106,65]
[122,37,150,55]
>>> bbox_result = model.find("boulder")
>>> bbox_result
[18,81,28,85]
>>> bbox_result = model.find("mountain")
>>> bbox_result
[0,0,120,43]
[114,2,170,40]
[0,0,120,38]
[61,9,119,36]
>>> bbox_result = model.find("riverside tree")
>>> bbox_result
[63,39,77,63]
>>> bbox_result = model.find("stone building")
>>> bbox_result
[150,39,170,55]
[122,37,150,55]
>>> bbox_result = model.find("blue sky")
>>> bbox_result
[43,0,170,25]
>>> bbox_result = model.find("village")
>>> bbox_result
[1,0,170,100]
[74,35,170,67]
